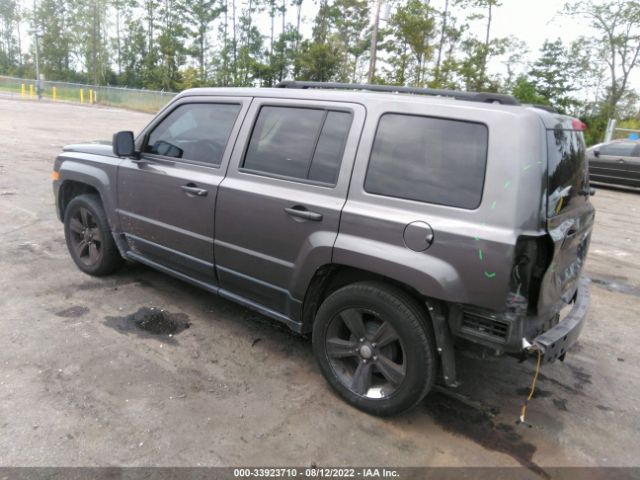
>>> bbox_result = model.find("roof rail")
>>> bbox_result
[526,103,558,113]
[275,80,520,106]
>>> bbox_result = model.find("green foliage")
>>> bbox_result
[0,0,22,75]
[387,0,436,86]
[296,38,342,82]
[511,75,549,106]
[34,0,73,81]
[330,0,369,82]
[0,0,637,143]
[525,39,581,113]
[564,0,640,117]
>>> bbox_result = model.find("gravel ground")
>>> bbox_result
[0,97,639,473]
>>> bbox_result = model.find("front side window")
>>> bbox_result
[145,103,241,165]
[365,114,488,209]
[242,106,352,184]
[599,142,637,157]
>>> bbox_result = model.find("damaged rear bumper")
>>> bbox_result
[531,277,589,363]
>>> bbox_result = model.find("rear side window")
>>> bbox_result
[599,142,637,157]
[365,114,488,209]
[242,106,352,185]
[145,103,241,165]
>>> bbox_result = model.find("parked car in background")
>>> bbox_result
[588,139,640,188]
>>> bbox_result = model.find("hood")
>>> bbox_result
[62,140,116,157]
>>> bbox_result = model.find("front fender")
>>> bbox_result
[55,154,120,229]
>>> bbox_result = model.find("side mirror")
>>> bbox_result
[113,131,136,157]
[593,149,600,158]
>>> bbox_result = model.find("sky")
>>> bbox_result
[481,0,583,53]
[438,0,638,92]
[287,0,640,91]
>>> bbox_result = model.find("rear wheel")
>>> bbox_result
[312,281,436,416]
[64,194,124,276]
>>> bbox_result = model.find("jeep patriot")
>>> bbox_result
[53,81,595,415]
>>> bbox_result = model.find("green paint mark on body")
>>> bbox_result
[484,271,496,279]
[503,180,511,189]
[474,235,480,241]
[523,164,532,171]
[478,249,484,260]
[490,201,497,209]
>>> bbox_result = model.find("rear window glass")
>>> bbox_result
[308,112,353,184]
[547,128,588,217]
[364,114,488,209]
[243,106,352,185]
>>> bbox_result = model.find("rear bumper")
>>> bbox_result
[532,277,589,363]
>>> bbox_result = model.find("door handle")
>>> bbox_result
[181,184,208,197]
[284,206,323,221]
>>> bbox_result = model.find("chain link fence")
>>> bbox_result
[0,75,177,113]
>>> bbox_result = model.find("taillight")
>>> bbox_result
[571,119,587,131]
[509,236,552,315]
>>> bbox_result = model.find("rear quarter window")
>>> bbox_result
[364,114,488,209]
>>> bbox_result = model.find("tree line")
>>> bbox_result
[0,0,639,143]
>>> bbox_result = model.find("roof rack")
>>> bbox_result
[526,103,558,113]
[275,80,520,106]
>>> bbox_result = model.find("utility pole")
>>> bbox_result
[92,0,98,86]
[32,0,41,99]
[367,0,382,84]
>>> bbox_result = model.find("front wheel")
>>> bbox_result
[63,194,124,276]
[312,281,437,416]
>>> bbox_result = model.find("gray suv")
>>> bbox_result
[53,81,594,416]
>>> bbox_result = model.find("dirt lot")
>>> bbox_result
[1,97,639,473]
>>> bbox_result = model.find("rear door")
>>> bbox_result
[214,98,364,318]
[539,127,595,315]
[117,96,250,284]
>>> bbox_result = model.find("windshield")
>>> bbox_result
[546,128,588,217]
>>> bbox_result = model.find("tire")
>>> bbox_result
[63,194,124,276]
[312,281,437,416]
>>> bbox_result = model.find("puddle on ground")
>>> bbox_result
[424,391,548,478]
[55,306,90,318]
[567,364,592,391]
[552,398,568,411]
[104,307,191,342]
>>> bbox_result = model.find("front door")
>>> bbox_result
[214,98,365,319]
[116,97,250,284]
